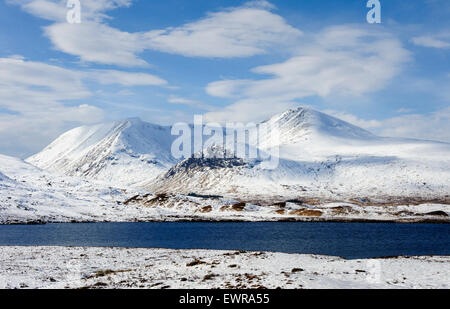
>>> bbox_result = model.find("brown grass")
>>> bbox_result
[186,260,205,267]
[88,269,130,279]
[301,198,322,206]
[200,206,212,213]
[331,206,354,215]
[289,209,323,217]
[232,202,246,211]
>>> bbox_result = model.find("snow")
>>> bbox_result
[0,154,135,224]
[0,108,450,223]
[1,107,450,223]
[0,171,13,184]
[148,107,450,200]
[26,118,177,187]
[2,109,448,290]
[121,193,450,223]
[1,152,448,223]
[1,108,447,290]
[0,246,447,289]
[26,107,450,200]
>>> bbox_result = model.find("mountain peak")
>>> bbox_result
[282,106,313,115]
[24,108,450,200]
[26,117,176,187]
[264,106,375,144]
[124,117,143,125]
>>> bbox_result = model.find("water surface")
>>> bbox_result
[0,222,448,259]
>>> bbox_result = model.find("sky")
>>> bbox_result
[0,0,449,158]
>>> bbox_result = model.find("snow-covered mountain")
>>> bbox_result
[3,107,450,223]
[0,171,12,183]
[27,107,450,201]
[0,154,133,223]
[2,152,449,224]
[147,107,450,200]
[27,118,176,187]
[256,107,376,147]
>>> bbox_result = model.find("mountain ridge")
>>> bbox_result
[26,107,450,199]
[26,118,176,187]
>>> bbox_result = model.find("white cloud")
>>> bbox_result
[167,96,198,105]
[88,70,167,86]
[0,56,100,157]
[377,108,450,142]
[204,98,299,123]
[45,22,148,67]
[324,108,450,143]
[8,0,132,22]
[168,95,215,112]
[396,108,414,114]
[0,57,167,109]
[412,34,450,48]
[0,56,168,157]
[205,25,411,123]
[321,110,383,130]
[0,57,90,108]
[142,1,302,58]
[10,1,301,66]
[18,0,67,21]
[0,105,104,158]
[206,80,254,98]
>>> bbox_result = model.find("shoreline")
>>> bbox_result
[2,190,449,225]
[2,216,449,225]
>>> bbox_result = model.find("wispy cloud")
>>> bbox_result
[45,22,149,67]
[205,25,411,123]
[10,1,302,66]
[324,108,450,143]
[7,0,132,22]
[142,1,301,58]
[0,56,168,157]
[411,33,450,48]
[88,70,167,86]
[168,95,216,112]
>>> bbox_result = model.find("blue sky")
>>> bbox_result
[0,0,449,157]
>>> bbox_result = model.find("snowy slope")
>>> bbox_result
[256,107,376,148]
[1,153,448,224]
[26,107,450,201]
[27,118,176,187]
[148,107,450,200]
[0,171,13,183]
[0,154,135,223]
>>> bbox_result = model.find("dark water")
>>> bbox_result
[0,222,448,259]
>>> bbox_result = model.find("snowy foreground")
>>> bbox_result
[0,246,448,289]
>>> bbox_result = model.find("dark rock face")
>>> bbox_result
[166,157,249,177]
[187,193,223,199]
[425,211,448,217]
